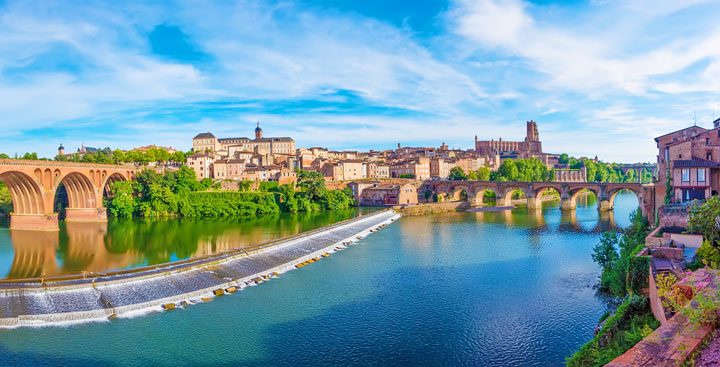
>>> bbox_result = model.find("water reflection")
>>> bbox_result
[0,209,369,279]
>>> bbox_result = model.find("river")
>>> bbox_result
[0,191,638,366]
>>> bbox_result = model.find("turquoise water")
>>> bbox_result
[0,192,638,366]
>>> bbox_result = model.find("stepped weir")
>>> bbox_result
[0,210,400,328]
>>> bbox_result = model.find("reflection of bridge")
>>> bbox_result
[0,159,135,230]
[424,180,655,222]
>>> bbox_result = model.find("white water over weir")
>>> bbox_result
[0,210,401,328]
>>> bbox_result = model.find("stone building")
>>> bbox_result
[186,152,215,180]
[390,157,430,180]
[655,121,720,204]
[192,123,296,157]
[347,181,418,206]
[474,120,557,166]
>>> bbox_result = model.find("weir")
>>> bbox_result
[0,209,400,328]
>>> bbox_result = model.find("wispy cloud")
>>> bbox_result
[0,0,718,162]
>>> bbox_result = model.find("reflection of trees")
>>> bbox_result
[4,209,362,278]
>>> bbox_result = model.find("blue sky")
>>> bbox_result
[0,0,719,162]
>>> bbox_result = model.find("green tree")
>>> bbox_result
[559,153,570,164]
[448,166,468,181]
[476,167,491,181]
[592,232,620,271]
[0,153,9,159]
[297,170,327,201]
[688,196,720,247]
[106,181,137,218]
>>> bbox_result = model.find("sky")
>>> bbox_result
[0,0,719,162]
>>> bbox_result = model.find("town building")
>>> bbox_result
[474,120,558,166]
[347,181,418,206]
[188,123,297,183]
[654,122,720,204]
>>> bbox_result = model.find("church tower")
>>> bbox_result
[57,143,65,156]
[526,120,539,142]
[255,122,263,140]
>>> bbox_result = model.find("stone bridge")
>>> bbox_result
[0,159,135,230]
[424,180,655,222]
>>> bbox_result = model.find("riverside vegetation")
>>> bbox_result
[567,209,658,366]
[105,168,355,219]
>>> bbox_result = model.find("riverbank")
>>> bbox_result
[0,210,400,328]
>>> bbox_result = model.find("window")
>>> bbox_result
[665,148,670,163]
[698,168,706,182]
[682,168,690,182]
[708,153,713,160]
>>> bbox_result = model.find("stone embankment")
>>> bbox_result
[0,210,400,328]
[394,202,470,216]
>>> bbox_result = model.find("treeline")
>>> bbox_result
[0,152,49,160]
[106,168,354,219]
[56,147,188,165]
[448,158,550,182]
[447,156,654,183]
[559,154,653,183]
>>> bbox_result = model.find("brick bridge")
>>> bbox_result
[424,180,656,222]
[0,159,135,230]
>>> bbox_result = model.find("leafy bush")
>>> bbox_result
[566,295,659,367]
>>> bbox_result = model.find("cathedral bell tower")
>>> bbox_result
[255,122,263,140]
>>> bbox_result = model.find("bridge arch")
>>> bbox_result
[57,172,98,209]
[607,187,642,210]
[499,186,530,207]
[0,171,45,215]
[471,187,497,206]
[566,187,598,210]
[102,172,129,196]
[530,185,562,209]
[449,184,471,202]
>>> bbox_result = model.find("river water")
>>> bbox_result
[0,192,638,366]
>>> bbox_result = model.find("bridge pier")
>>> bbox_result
[598,200,613,212]
[526,197,542,209]
[561,197,575,211]
[10,213,59,231]
[65,208,108,223]
[496,196,511,207]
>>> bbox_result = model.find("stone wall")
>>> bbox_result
[394,201,469,216]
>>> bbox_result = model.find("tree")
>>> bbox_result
[21,152,38,160]
[592,232,620,271]
[106,181,137,218]
[476,167,491,181]
[559,153,570,165]
[688,196,720,247]
[0,153,10,159]
[448,167,468,181]
[297,170,327,201]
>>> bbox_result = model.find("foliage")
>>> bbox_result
[56,147,186,166]
[106,181,137,218]
[448,167,468,181]
[696,240,720,269]
[566,295,659,367]
[558,154,652,183]
[399,174,415,179]
[592,210,650,297]
[494,158,551,182]
[0,182,12,215]
[0,153,9,159]
[626,256,650,296]
[655,273,691,313]
[593,232,621,272]
[106,168,354,219]
[688,196,720,247]
[681,288,720,329]
[665,175,673,204]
